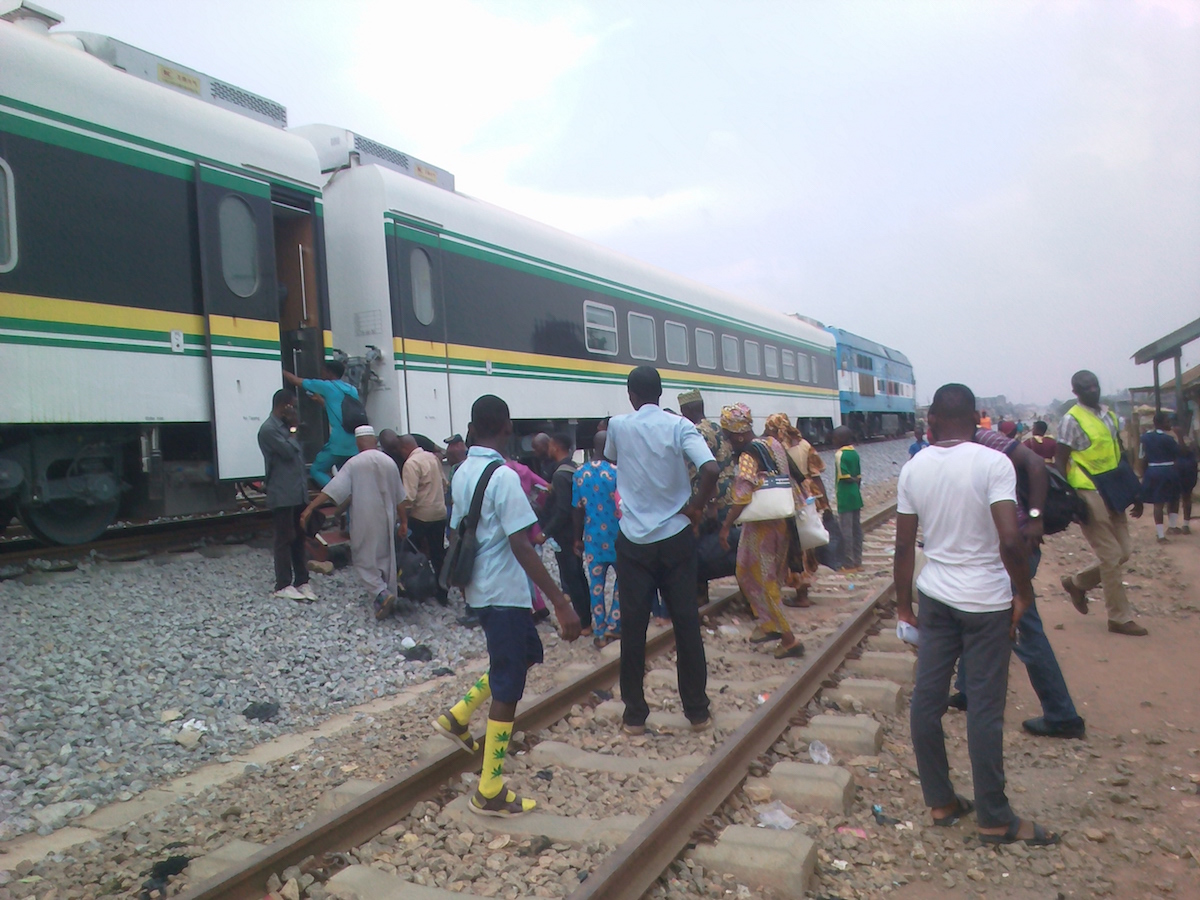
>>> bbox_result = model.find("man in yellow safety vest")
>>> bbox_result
[1054,370,1147,636]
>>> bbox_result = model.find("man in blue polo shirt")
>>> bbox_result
[606,366,718,735]
[283,360,360,487]
[430,394,580,818]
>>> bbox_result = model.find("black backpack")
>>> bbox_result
[339,390,369,433]
[1016,464,1089,535]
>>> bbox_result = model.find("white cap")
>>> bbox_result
[354,425,376,437]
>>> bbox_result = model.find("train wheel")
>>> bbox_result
[18,498,119,546]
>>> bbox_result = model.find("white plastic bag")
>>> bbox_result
[795,496,829,550]
[755,800,799,830]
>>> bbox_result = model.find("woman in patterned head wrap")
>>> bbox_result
[763,413,824,606]
[718,405,806,658]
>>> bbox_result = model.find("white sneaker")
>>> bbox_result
[272,585,306,601]
[297,583,318,601]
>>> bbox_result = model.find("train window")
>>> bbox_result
[410,248,435,325]
[796,352,811,382]
[628,312,657,360]
[218,195,259,297]
[664,321,689,366]
[856,353,873,371]
[584,301,619,355]
[0,157,14,273]
[781,349,796,381]
[721,335,740,372]
[764,345,779,378]
[744,341,761,376]
[696,329,716,369]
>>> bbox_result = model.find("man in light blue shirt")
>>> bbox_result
[605,366,718,734]
[431,394,580,819]
[283,360,360,487]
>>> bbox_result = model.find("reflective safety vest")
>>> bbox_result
[1064,404,1121,491]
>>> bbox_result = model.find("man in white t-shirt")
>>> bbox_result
[894,383,1059,847]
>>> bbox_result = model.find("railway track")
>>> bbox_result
[0,510,273,570]
[171,501,902,900]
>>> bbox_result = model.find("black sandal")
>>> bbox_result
[978,816,1060,847]
[749,628,782,644]
[932,794,975,827]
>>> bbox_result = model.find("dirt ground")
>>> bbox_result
[876,511,1200,900]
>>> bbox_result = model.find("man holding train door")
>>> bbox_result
[282,360,361,488]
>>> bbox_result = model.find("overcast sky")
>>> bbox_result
[47,0,1200,405]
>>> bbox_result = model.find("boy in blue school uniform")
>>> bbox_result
[431,395,581,817]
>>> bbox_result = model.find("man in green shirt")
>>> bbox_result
[834,426,863,571]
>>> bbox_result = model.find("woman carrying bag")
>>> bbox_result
[763,413,829,607]
[718,404,806,659]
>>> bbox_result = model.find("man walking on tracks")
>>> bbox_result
[300,426,406,621]
[540,432,592,632]
[430,394,580,817]
[283,360,363,488]
[382,431,451,605]
[605,366,718,735]
[257,388,315,602]
[1055,370,1148,636]
[895,383,1059,847]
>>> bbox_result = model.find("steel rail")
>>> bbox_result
[177,589,744,900]
[179,500,898,900]
[568,578,897,900]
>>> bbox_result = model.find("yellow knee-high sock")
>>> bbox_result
[448,674,491,726]
[478,718,513,799]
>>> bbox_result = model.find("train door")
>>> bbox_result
[273,188,327,462]
[389,224,453,441]
[194,163,281,480]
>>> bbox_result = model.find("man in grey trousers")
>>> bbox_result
[894,383,1058,846]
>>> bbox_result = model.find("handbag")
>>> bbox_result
[1016,464,1089,534]
[439,460,503,591]
[1075,458,1141,514]
[795,495,830,549]
[395,536,438,601]
[739,441,797,523]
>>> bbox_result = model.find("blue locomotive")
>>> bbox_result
[826,327,916,439]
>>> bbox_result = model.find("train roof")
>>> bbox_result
[0,20,322,191]
[316,145,835,352]
[826,326,912,366]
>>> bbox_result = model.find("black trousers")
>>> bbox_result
[271,505,308,591]
[409,517,449,599]
[615,528,710,726]
[555,549,593,630]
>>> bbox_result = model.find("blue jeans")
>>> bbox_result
[954,547,1082,726]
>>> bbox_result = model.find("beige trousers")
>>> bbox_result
[1070,488,1133,623]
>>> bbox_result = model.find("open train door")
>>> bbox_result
[194,163,281,480]
[388,220,453,441]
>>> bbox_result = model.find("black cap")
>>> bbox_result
[444,433,464,444]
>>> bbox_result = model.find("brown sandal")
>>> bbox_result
[468,787,537,818]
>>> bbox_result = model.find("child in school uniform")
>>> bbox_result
[833,426,864,572]
[431,395,581,817]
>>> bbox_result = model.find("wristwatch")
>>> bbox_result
[1028,508,1042,520]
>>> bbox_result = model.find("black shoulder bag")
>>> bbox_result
[439,461,503,591]
[1015,464,1090,534]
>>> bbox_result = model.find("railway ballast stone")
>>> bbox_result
[688,823,816,899]
[328,864,470,899]
[843,650,917,683]
[828,677,904,714]
[796,714,883,756]
[764,761,856,814]
[526,740,706,777]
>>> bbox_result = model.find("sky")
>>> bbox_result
[42,0,1200,405]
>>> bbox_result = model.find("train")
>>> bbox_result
[826,327,917,439]
[1,8,878,544]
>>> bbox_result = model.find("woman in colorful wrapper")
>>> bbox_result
[763,413,826,608]
[718,403,806,659]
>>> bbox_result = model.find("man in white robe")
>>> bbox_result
[301,425,407,620]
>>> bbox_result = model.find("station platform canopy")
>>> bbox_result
[1131,316,1200,425]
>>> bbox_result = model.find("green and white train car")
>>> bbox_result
[0,12,329,542]
[299,126,839,448]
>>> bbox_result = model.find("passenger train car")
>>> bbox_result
[826,327,916,439]
[0,9,840,543]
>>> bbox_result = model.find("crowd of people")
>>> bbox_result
[257,361,1196,828]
